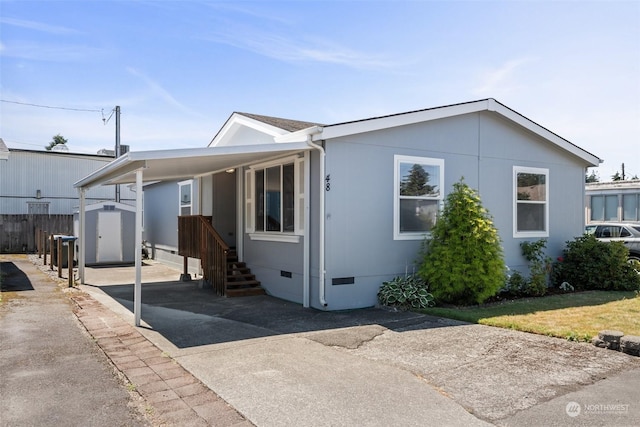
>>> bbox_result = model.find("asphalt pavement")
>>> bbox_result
[2,254,640,426]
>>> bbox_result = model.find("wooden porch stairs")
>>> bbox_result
[178,215,265,298]
[225,250,265,297]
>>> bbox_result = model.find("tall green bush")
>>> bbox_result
[552,234,640,291]
[418,179,505,305]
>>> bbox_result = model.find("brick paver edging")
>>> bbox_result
[70,293,253,427]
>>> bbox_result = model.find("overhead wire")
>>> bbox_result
[1,99,103,113]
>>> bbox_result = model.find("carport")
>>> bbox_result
[74,142,311,326]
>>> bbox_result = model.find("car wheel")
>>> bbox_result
[628,256,640,274]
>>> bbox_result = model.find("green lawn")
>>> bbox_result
[422,291,640,341]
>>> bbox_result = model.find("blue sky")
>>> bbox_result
[1,0,639,179]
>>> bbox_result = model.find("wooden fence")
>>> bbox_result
[0,214,73,253]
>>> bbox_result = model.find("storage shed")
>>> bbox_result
[74,201,136,265]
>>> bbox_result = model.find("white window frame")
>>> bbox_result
[246,155,304,243]
[394,155,445,241]
[178,180,193,216]
[513,166,549,238]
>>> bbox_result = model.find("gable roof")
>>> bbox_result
[76,98,601,190]
[237,113,323,132]
[275,98,601,167]
[208,112,323,147]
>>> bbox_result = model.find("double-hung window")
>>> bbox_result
[513,166,548,237]
[245,156,304,242]
[394,155,444,240]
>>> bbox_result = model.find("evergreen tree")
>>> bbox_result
[585,170,599,183]
[45,134,68,151]
[418,178,505,305]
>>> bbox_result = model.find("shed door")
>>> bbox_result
[97,211,122,263]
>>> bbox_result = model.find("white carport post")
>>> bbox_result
[134,169,143,327]
[78,188,86,284]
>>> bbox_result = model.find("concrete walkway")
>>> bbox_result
[0,255,250,427]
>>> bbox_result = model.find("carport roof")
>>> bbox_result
[74,141,310,189]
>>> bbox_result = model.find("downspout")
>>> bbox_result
[305,128,327,307]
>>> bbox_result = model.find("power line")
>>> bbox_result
[1,99,102,113]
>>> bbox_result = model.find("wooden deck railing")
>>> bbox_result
[178,215,229,296]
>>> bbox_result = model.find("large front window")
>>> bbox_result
[394,155,444,240]
[255,164,294,232]
[246,156,304,241]
[514,166,548,237]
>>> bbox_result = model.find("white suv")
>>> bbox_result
[585,222,640,262]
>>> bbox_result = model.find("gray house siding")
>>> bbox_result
[318,112,590,310]
[143,179,199,272]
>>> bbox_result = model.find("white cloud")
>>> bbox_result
[125,67,204,118]
[0,17,80,35]
[472,57,537,97]
[204,27,393,70]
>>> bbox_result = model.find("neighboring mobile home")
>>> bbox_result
[75,99,601,312]
[585,180,640,223]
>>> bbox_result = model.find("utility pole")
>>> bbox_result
[115,105,121,202]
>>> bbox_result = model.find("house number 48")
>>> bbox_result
[325,174,331,191]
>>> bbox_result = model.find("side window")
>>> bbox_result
[394,155,444,240]
[178,180,192,216]
[513,166,549,238]
[620,227,631,238]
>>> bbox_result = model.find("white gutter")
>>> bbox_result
[305,127,327,307]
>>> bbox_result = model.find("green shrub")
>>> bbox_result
[500,269,528,298]
[418,179,505,305]
[377,275,435,309]
[519,239,552,296]
[552,234,640,291]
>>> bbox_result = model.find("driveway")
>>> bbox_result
[80,262,640,426]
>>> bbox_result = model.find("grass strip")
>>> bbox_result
[422,291,640,341]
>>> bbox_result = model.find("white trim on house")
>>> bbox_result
[274,99,601,168]
[513,165,550,238]
[393,155,445,241]
[74,142,312,189]
[208,113,292,147]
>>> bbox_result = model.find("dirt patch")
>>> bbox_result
[305,324,387,349]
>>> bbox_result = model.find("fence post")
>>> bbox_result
[50,234,54,271]
[68,241,74,287]
[57,237,63,278]
[43,231,48,266]
[36,228,41,258]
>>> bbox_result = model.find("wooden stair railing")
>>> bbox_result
[178,215,265,297]
[178,215,228,296]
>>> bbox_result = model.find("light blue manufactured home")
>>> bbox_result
[75,99,601,315]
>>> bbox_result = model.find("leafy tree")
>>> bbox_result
[400,164,436,196]
[611,171,622,181]
[585,170,599,183]
[45,134,68,151]
[418,178,505,305]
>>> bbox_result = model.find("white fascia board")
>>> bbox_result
[209,113,288,147]
[320,100,489,140]
[74,153,144,189]
[488,100,601,167]
[274,125,325,143]
[75,142,311,189]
